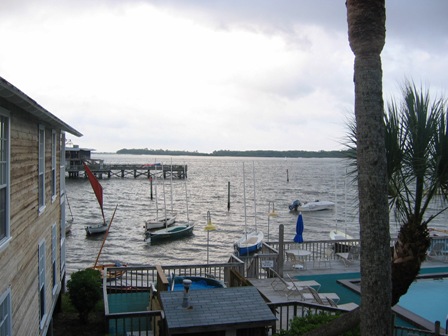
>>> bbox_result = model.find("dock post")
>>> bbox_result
[227,182,230,211]
[150,176,153,200]
[287,169,289,182]
[278,224,284,276]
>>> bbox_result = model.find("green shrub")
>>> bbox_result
[67,268,102,323]
[274,311,361,336]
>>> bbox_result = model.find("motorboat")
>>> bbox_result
[289,199,335,212]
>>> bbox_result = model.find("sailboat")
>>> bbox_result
[145,165,194,243]
[89,204,127,281]
[65,193,74,233]
[234,162,264,256]
[83,163,109,235]
[144,165,177,231]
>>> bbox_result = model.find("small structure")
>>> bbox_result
[159,286,276,335]
[65,145,102,177]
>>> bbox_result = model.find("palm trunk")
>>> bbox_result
[391,215,431,305]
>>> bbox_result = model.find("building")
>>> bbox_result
[0,76,82,335]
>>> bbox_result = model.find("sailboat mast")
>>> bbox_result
[243,163,247,239]
[162,163,168,228]
[93,204,118,268]
[252,162,257,232]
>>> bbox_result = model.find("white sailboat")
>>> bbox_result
[234,162,264,256]
[144,164,176,231]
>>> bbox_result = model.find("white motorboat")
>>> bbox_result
[289,199,335,212]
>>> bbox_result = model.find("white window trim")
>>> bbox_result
[60,197,66,276]
[38,125,46,214]
[59,132,66,197]
[51,130,57,203]
[51,223,59,296]
[0,287,12,336]
[0,107,10,252]
[38,240,47,330]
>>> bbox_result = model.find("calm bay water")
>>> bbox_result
[64,154,447,275]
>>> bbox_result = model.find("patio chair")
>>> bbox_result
[313,248,333,269]
[285,251,306,270]
[336,245,360,267]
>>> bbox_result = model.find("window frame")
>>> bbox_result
[51,223,58,296]
[38,240,47,329]
[51,130,57,202]
[0,288,12,336]
[38,125,46,213]
[0,107,10,252]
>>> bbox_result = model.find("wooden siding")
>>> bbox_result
[0,102,65,335]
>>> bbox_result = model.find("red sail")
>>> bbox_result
[83,163,105,222]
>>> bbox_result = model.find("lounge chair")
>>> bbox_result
[299,286,340,305]
[427,242,448,261]
[267,268,321,299]
[327,297,359,311]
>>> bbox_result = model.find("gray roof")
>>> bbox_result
[0,76,82,137]
[160,286,276,333]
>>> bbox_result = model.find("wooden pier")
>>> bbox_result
[66,163,187,179]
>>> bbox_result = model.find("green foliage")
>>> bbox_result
[67,268,102,323]
[273,312,360,336]
[116,148,349,158]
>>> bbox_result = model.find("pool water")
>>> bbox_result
[398,277,448,325]
[169,276,226,291]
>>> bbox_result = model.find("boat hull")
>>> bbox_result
[235,231,264,256]
[147,224,194,242]
[289,200,335,212]
[145,215,176,230]
[85,224,108,235]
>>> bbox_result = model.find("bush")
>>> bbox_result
[274,311,361,336]
[67,268,102,323]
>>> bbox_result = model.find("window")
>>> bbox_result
[38,125,45,212]
[60,200,66,275]
[0,109,10,250]
[38,240,47,328]
[0,288,11,336]
[59,132,65,196]
[51,130,57,202]
[51,224,58,294]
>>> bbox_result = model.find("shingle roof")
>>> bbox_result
[160,286,276,333]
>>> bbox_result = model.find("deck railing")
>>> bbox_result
[101,237,447,335]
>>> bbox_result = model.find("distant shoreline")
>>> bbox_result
[105,148,350,158]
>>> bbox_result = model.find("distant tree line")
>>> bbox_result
[116,148,349,158]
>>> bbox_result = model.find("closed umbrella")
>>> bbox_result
[294,212,304,243]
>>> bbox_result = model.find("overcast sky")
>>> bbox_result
[1,1,447,153]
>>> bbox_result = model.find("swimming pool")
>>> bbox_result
[169,276,226,291]
[398,277,448,327]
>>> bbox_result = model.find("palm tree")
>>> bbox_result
[385,81,448,305]
[304,1,390,335]
[346,1,391,335]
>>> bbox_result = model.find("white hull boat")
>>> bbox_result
[289,199,335,212]
[329,229,354,240]
[235,230,264,256]
[144,214,177,230]
[85,223,108,235]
